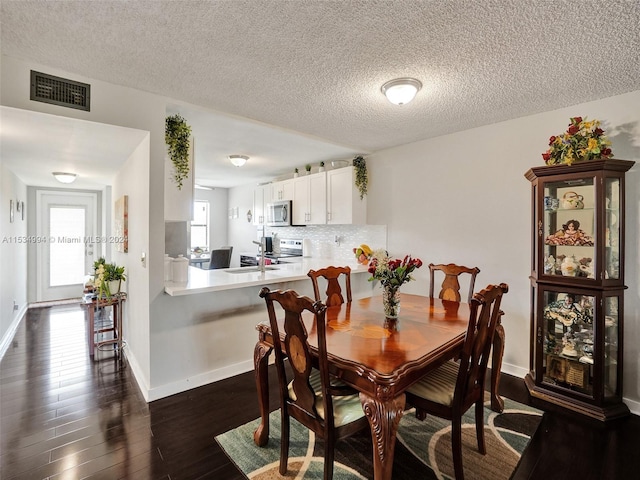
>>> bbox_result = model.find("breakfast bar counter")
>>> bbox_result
[164,258,370,296]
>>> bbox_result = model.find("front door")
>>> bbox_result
[36,191,98,301]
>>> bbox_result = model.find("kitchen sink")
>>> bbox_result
[225,266,280,273]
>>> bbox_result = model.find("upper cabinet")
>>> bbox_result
[327,167,367,225]
[292,172,327,225]
[252,184,267,226]
[269,179,293,202]
[251,166,367,226]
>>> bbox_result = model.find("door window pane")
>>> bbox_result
[49,207,85,286]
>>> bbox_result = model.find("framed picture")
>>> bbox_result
[114,195,129,253]
[9,200,14,223]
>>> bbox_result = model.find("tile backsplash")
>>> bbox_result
[261,224,387,262]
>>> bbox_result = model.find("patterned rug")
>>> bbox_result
[216,397,542,479]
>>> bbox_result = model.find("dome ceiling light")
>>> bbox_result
[52,172,77,183]
[381,78,422,105]
[228,154,249,167]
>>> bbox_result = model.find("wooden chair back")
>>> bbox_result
[456,283,508,404]
[307,266,352,306]
[259,287,368,479]
[260,288,329,430]
[429,263,480,303]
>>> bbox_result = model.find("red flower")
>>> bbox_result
[567,125,579,135]
[548,136,556,145]
[601,148,612,157]
[594,128,604,136]
[570,116,582,124]
[542,151,551,161]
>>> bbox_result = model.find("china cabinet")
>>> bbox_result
[524,159,634,421]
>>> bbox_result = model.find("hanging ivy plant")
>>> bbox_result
[353,156,368,199]
[165,114,192,190]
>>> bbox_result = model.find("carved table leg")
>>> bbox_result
[360,391,406,480]
[491,321,505,413]
[253,340,273,446]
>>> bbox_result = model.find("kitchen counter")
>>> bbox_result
[164,258,370,296]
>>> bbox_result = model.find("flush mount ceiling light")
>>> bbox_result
[381,77,422,105]
[228,154,249,167]
[52,172,77,184]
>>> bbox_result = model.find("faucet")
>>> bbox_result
[253,230,267,272]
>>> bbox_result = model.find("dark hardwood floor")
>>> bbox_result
[1,304,639,479]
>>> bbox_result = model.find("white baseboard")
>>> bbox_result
[123,348,151,403]
[623,397,640,416]
[146,359,255,402]
[0,304,27,361]
[500,361,529,379]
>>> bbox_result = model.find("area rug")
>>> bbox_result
[215,397,542,480]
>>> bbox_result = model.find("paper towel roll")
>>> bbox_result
[302,239,312,257]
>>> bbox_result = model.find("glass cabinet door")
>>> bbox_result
[604,294,620,399]
[605,178,621,280]
[542,290,595,397]
[542,177,595,279]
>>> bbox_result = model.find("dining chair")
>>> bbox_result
[307,266,352,306]
[259,287,369,480]
[405,282,508,480]
[429,263,481,303]
[208,247,232,269]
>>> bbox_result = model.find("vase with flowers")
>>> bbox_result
[542,116,613,166]
[368,251,423,320]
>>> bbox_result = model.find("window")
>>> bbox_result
[191,201,209,250]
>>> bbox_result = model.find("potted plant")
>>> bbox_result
[353,156,368,199]
[165,114,192,189]
[293,167,299,178]
[319,161,325,172]
[93,257,126,298]
[305,164,312,175]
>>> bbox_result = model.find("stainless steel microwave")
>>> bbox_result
[266,200,292,226]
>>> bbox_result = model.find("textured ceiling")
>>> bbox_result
[1,0,639,187]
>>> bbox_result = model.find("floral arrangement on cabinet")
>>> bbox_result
[542,116,613,166]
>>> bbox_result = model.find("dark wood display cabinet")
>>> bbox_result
[524,158,634,421]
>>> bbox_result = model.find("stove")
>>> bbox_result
[258,238,303,264]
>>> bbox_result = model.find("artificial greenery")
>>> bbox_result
[319,161,325,167]
[305,164,312,172]
[353,156,368,199]
[165,114,192,189]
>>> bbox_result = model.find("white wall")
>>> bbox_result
[0,165,28,357]
[367,90,640,407]
[112,137,152,394]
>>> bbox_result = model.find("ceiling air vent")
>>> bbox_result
[30,70,90,111]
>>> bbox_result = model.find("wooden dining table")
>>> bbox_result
[253,293,505,480]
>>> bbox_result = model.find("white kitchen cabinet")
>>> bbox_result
[292,172,326,225]
[252,185,267,226]
[269,179,293,202]
[327,167,367,224]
